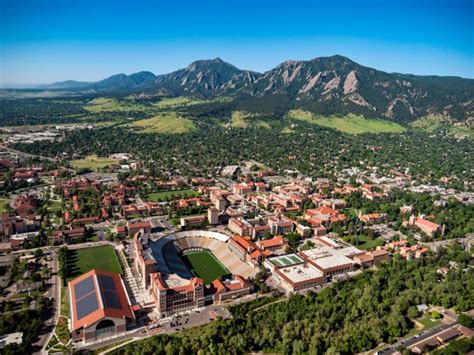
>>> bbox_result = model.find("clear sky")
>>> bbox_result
[1,0,473,85]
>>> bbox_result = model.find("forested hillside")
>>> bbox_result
[113,245,473,354]
[9,55,473,124]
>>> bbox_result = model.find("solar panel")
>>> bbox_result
[98,274,116,291]
[74,277,95,299]
[76,292,99,320]
[102,290,121,309]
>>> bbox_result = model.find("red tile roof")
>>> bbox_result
[258,236,285,249]
[415,218,440,231]
[68,269,134,331]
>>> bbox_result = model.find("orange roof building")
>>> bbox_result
[150,272,205,318]
[229,236,269,265]
[404,215,443,237]
[211,275,253,304]
[68,269,136,343]
[256,236,288,254]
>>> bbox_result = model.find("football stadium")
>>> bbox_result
[150,230,257,286]
[133,230,257,317]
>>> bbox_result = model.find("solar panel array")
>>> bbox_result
[98,274,122,309]
[98,275,116,291]
[74,277,95,299]
[74,276,99,320]
[72,273,125,322]
[76,292,99,319]
[102,290,122,308]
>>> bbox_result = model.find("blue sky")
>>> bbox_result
[1,0,473,84]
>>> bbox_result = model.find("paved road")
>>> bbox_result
[0,144,58,162]
[32,251,61,354]
[379,322,457,354]
[77,304,231,352]
[420,236,473,252]
[77,294,266,352]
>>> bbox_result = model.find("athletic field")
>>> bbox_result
[182,250,229,284]
[66,245,122,282]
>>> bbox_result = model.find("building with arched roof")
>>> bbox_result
[68,269,136,343]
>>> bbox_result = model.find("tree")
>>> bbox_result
[458,313,474,328]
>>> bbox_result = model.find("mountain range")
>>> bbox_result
[38,55,474,122]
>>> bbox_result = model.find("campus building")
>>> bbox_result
[68,269,136,343]
[300,247,354,277]
[208,207,219,225]
[150,272,205,318]
[136,230,258,317]
[256,235,288,254]
[266,254,325,293]
[132,230,156,288]
[228,235,269,265]
[211,275,253,304]
[404,215,443,237]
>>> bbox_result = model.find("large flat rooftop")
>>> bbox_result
[301,243,358,270]
[309,253,353,270]
[278,263,323,283]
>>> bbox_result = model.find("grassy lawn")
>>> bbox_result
[60,286,69,316]
[229,111,267,128]
[84,97,150,113]
[0,198,11,213]
[70,154,116,169]
[288,110,406,134]
[417,315,441,329]
[56,316,70,344]
[182,251,229,284]
[66,245,122,282]
[145,189,199,201]
[46,200,62,213]
[355,235,384,250]
[152,96,231,108]
[410,114,446,132]
[411,114,473,140]
[151,96,205,108]
[450,125,474,140]
[132,112,196,134]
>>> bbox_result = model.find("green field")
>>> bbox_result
[145,189,200,201]
[70,154,116,169]
[66,245,122,282]
[152,96,231,108]
[46,200,62,213]
[0,198,11,213]
[132,112,196,134]
[182,251,229,284]
[355,235,384,250]
[410,114,446,132]
[229,111,270,129]
[411,114,473,140]
[84,97,150,113]
[151,96,206,108]
[288,110,406,134]
[417,315,441,330]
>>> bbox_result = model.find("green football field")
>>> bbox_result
[66,245,122,282]
[182,251,229,284]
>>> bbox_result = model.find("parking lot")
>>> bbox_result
[157,305,232,333]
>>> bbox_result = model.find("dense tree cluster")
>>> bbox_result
[114,245,473,355]
[0,98,89,126]
[343,190,474,239]
[12,119,473,190]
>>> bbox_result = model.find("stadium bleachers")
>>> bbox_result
[150,230,257,283]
